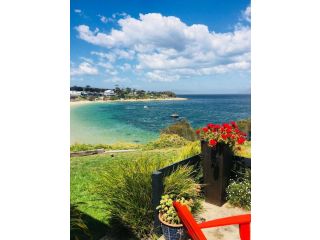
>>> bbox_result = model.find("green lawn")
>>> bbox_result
[71,148,182,239]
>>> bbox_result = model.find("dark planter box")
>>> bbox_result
[201,141,233,206]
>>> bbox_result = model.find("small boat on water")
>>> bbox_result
[170,113,179,118]
[144,105,148,109]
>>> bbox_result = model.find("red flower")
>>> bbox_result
[223,123,231,129]
[196,129,200,135]
[231,121,238,128]
[209,139,217,146]
[222,134,228,140]
[207,123,214,129]
[237,137,246,144]
[202,127,209,132]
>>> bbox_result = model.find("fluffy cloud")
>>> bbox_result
[76,11,250,81]
[243,6,251,22]
[74,9,82,14]
[71,62,99,76]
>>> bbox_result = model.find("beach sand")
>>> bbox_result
[70,97,187,106]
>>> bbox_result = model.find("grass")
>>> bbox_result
[71,148,182,239]
[71,140,250,239]
[70,142,140,152]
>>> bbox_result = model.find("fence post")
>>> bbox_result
[152,171,164,235]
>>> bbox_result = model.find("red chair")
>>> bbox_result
[173,201,251,240]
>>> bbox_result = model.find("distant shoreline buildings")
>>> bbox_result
[70,86,176,101]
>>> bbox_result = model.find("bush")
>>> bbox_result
[226,170,251,210]
[161,119,197,141]
[96,154,202,239]
[236,119,251,136]
[175,141,201,160]
[96,155,173,238]
[143,134,190,150]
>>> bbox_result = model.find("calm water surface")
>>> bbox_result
[70,94,251,144]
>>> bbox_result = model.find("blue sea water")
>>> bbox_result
[70,94,251,144]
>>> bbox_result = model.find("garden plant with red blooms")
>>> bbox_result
[196,121,247,148]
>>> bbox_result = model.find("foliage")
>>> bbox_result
[70,142,140,152]
[157,195,194,225]
[95,154,178,239]
[226,169,251,210]
[143,134,190,150]
[70,203,91,240]
[161,119,197,141]
[234,141,251,158]
[70,85,176,99]
[175,141,201,160]
[196,121,247,148]
[236,118,251,136]
[71,148,180,222]
[158,165,202,225]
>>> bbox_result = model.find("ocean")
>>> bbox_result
[70,94,251,144]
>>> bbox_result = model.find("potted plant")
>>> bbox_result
[195,121,247,206]
[157,195,195,240]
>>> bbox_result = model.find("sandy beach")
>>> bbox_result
[70,97,188,106]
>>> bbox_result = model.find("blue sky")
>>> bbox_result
[71,0,251,94]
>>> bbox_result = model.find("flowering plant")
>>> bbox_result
[196,121,247,148]
[156,194,194,225]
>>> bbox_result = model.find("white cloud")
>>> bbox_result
[98,14,114,23]
[146,70,180,82]
[98,62,114,69]
[104,76,128,83]
[74,9,82,14]
[91,49,134,62]
[243,6,251,22]
[100,15,108,23]
[79,57,93,64]
[76,12,250,81]
[71,62,99,76]
[119,63,132,71]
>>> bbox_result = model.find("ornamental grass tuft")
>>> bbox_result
[96,152,202,239]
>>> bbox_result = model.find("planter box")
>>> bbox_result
[201,141,233,206]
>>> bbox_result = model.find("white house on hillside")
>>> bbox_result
[70,91,82,97]
[104,89,115,96]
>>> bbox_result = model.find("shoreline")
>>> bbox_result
[70,97,188,106]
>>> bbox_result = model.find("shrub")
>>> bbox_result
[161,119,197,141]
[96,155,174,238]
[96,155,202,239]
[164,165,203,216]
[236,119,251,136]
[143,134,190,150]
[175,141,201,160]
[226,170,251,210]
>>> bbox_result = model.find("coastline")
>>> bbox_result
[70,97,188,106]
